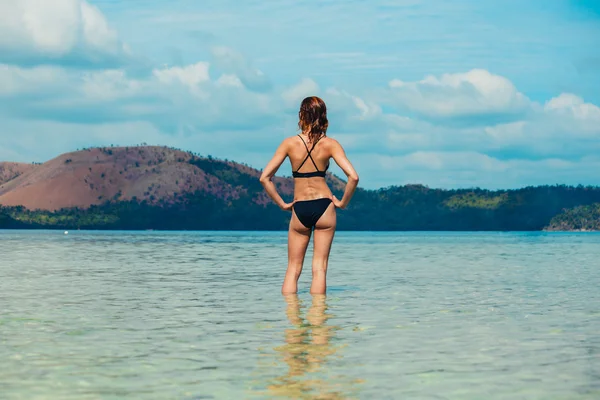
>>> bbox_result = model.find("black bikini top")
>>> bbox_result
[292,134,329,178]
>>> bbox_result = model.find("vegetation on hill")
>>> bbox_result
[0,192,288,231]
[2,183,600,231]
[332,184,600,231]
[545,203,600,231]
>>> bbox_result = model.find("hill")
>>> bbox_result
[545,203,600,231]
[1,146,600,231]
[0,162,37,185]
[0,146,345,211]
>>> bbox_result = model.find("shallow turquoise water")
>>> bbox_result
[1,231,599,399]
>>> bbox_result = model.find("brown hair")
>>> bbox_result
[298,96,328,144]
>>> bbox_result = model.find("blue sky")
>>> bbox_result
[1,0,599,189]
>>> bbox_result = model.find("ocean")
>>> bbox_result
[1,230,599,399]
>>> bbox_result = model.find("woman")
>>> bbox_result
[259,96,359,295]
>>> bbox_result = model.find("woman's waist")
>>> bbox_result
[293,188,332,202]
[293,179,331,197]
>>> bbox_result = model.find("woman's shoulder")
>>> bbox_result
[321,136,341,148]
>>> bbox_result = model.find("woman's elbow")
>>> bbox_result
[259,174,270,185]
[349,173,359,184]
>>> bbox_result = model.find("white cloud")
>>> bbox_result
[396,151,506,172]
[545,93,583,111]
[80,70,145,101]
[544,93,600,133]
[281,78,319,107]
[0,59,284,134]
[216,74,244,88]
[476,94,600,159]
[388,69,530,120]
[209,46,270,92]
[0,64,69,95]
[0,0,80,56]
[80,1,122,54]
[153,63,210,88]
[0,0,129,66]
[1,60,600,189]
[153,62,212,98]
[325,88,382,121]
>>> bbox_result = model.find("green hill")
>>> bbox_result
[545,203,600,231]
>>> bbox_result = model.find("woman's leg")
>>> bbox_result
[310,203,336,294]
[283,209,311,294]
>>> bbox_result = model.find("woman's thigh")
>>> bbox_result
[288,209,311,264]
[312,203,336,261]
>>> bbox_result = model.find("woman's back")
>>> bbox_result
[288,134,332,202]
[289,134,330,174]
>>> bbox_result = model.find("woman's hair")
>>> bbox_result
[298,96,328,143]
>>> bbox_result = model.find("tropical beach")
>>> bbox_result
[2,0,600,398]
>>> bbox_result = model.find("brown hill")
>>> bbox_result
[0,146,345,211]
[0,162,37,185]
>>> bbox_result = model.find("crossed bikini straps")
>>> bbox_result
[292,134,329,178]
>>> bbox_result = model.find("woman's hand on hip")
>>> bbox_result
[280,201,295,211]
[332,195,345,209]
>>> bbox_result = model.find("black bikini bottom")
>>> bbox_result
[293,198,333,229]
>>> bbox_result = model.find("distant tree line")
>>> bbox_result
[2,184,600,231]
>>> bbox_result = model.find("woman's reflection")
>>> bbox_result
[265,294,358,399]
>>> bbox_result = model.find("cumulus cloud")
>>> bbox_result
[80,69,145,101]
[281,78,319,108]
[387,69,530,122]
[1,56,600,189]
[0,0,130,67]
[209,46,271,92]
[0,60,283,134]
[306,70,597,165]
[544,93,600,134]
[153,63,210,87]
[324,88,382,122]
[0,64,69,96]
[215,74,244,88]
[473,94,600,160]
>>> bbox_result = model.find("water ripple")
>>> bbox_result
[0,230,599,399]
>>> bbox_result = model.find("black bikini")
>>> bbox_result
[292,135,330,179]
[291,135,333,229]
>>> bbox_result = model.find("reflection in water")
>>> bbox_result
[264,295,361,399]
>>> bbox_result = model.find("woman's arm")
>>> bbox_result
[259,139,294,211]
[330,139,359,209]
